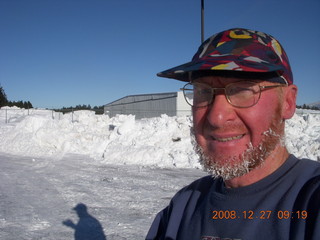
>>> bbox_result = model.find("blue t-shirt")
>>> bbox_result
[146,155,320,240]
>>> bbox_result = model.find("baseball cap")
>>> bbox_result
[157,28,293,85]
[73,203,87,211]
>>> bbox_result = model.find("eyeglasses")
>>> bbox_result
[180,81,287,108]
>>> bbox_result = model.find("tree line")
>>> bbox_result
[296,104,320,111]
[54,105,104,115]
[0,86,33,109]
[1,85,104,114]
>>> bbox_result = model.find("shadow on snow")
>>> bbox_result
[63,203,107,240]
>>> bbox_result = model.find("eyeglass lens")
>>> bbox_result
[183,82,261,108]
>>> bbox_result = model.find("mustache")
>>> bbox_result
[203,122,248,134]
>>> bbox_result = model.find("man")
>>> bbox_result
[146,28,320,240]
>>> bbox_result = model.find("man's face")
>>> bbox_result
[192,76,285,180]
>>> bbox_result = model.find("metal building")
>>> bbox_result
[104,91,191,119]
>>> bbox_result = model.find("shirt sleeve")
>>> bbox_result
[305,176,320,240]
[145,207,168,240]
[290,175,320,240]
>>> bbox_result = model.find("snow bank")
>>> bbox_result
[285,113,320,160]
[0,107,319,167]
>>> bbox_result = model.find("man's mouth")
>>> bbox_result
[212,134,245,142]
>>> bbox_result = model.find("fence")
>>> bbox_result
[0,108,56,124]
[295,109,320,115]
[0,108,105,124]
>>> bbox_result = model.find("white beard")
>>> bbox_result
[193,127,285,181]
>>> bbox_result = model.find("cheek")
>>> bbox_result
[192,108,207,138]
[243,111,271,143]
[244,96,282,144]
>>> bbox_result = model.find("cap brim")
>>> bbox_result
[157,58,284,82]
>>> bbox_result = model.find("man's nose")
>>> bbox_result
[206,94,236,127]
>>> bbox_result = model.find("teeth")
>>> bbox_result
[214,134,243,142]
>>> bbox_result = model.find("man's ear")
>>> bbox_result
[282,84,298,120]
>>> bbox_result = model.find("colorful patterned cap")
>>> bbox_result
[157,28,293,85]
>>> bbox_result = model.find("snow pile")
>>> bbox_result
[285,113,320,160]
[0,107,319,167]
[0,108,200,168]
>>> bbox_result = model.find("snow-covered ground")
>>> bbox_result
[0,107,319,239]
[0,153,206,239]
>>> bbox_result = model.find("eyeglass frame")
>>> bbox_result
[180,81,288,108]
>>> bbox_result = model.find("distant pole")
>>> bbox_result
[201,0,204,43]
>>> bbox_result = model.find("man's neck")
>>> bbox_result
[224,146,289,188]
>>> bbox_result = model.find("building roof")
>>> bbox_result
[104,92,178,107]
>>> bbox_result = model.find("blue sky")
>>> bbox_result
[0,0,319,108]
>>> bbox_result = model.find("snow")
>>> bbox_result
[0,153,206,239]
[0,107,319,239]
[0,107,319,163]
